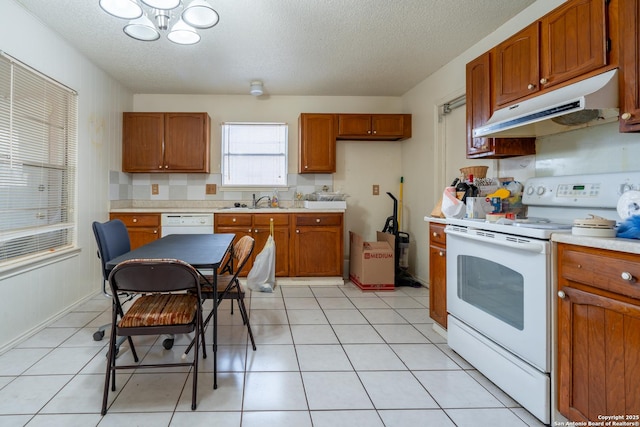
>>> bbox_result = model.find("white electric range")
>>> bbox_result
[444,171,640,424]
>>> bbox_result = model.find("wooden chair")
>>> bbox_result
[201,235,257,351]
[101,258,206,415]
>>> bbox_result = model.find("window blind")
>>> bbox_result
[0,52,78,265]
[221,122,288,187]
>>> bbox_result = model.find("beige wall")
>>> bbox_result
[0,1,132,350]
[133,95,406,256]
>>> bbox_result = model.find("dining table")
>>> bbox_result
[105,232,236,389]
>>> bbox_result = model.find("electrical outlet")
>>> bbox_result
[206,184,217,195]
[373,184,379,195]
[151,183,159,195]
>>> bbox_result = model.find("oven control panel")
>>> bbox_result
[523,172,640,208]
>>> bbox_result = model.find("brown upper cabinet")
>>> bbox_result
[493,0,609,108]
[620,0,640,132]
[122,112,211,173]
[337,114,412,140]
[466,52,536,159]
[298,113,337,174]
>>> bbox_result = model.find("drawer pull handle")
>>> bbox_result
[232,218,236,222]
[439,251,444,257]
[621,271,635,282]
[296,229,300,233]
[153,230,157,234]
[558,290,566,299]
[432,232,438,237]
[540,78,548,84]
[527,83,536,90]
[133,218,138,223]
[621,112,632,121]
[316,218,321,223]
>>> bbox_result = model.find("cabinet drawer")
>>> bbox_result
[253,213,289,226]
[110,213,160,227]
[429,223,446,246]
[559,246,640,300]
[295,213,342,226]
[215,214,252,227]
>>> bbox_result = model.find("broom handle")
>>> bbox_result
[399,177,404,230]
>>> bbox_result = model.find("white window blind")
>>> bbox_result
[0,52,78,265]
[221,122,288,187]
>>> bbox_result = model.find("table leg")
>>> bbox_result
[213,266,218,390]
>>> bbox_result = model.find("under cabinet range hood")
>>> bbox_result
[473,69,619,138]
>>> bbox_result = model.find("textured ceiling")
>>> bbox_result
[14,0,535,96]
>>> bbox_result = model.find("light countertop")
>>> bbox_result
[110,207,346,214]
[552,233,640,255]
[424,216,447,225]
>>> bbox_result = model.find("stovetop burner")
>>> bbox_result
[445,171,640,240]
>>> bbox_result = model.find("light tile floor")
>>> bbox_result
[0,282,547,427]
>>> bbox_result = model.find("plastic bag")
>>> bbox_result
[441,187,465,218]
[247,234,277,292]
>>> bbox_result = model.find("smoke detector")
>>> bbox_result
[250,81,263,96]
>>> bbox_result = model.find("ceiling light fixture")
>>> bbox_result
[99,0,219,45]
[250,81,264,96]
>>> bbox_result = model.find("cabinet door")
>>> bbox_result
[620,0,640,132]
[253,213,290,277]
[215,214,253,275]
[298,114,336,173]
[164,113,210,173]
[292,213,343,277]
[337,114,372,137]
[122,113,164,172]
[466,53,493,156]
[540,0,607,90]
[466,53,536,159]
[109,213,160,250]
[429,244,447,328]
[371,114,409,138]
[254,226,289,277]
[558,286,640,421]
[493,23,540,107]
[127,227,160,250]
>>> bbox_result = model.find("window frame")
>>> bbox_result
[0,52,78,270]
[220,122,288,188]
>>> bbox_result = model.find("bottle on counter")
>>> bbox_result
[271,189,279,208]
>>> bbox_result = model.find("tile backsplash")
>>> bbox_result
[109,171,333,205]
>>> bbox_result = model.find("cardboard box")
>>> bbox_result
[465,197,493,219]
[349,231,395,291]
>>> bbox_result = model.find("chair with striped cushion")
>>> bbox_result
[101,258,206,415]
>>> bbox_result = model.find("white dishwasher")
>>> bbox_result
[161,213,214,236]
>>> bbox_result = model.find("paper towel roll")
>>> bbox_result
[617,191,640,220]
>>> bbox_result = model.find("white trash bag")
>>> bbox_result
[247,234,277,293]
[441,186,465,219]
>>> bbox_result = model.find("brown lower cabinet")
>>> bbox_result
[557,243,640,421]
[108,213,161,250]
[215,212,343,277]
[292,213,343,277]
[428,223,447,328]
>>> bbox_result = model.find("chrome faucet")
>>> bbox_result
[252,194,271,209]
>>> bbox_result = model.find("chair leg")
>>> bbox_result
[237,297,256,351]
[102,325,118,415]
[191,317,200,410]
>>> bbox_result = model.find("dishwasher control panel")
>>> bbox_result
[161,214,214,227]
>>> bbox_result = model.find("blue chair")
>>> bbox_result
[92,219,134,354]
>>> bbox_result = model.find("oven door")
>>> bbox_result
[445,225,550,372]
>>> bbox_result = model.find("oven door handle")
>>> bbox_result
[445,228,547,254]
